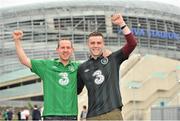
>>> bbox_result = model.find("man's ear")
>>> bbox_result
[72,47,74,52]
[56,47,59,52]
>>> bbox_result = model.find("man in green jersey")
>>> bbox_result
[12,30,79,120]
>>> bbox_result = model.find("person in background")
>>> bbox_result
[80,105,87,121]
[32,105,41,121]
[17,109,21,121]
[7,109,13,121]
[3,109,8,121]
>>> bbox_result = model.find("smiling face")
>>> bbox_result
[56,39,73,64]
[88,32,105,58]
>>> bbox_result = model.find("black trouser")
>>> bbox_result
[43,115,77,121]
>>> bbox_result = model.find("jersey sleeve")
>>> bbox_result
[31,59,46,79]
[111,49,127,66]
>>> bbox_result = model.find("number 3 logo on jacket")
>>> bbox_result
[92,70,105,85]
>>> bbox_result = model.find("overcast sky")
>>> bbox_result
[0,0,180,8]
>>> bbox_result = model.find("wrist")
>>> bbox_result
[14,39,21,44]
[120,24,127,30]
[119,21,126,27]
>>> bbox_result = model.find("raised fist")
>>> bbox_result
[111,13,125,26]
[12,30,23,41]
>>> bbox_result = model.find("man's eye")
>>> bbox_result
[90,42,95,44]
[97,42,102,44]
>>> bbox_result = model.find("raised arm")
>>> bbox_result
[111,13,137,57]
[12,30,32,68]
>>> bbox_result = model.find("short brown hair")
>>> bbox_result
[57,38,73,48]
[88,31,104,40]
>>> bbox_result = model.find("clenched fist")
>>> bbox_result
[12,30,23,41]
[111,13,125,26]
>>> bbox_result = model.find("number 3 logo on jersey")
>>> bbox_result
[58,73,69,86]
[93,70,105,85]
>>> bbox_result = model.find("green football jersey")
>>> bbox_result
[31,59,80,116]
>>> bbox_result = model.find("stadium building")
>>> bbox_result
[0,0,180,120]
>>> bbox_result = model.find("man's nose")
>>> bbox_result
[64,48,70,51]
[64,48,68,51]
[94,43,99,47]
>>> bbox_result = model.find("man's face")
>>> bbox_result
[56,40,73,62]
[88,36,104,57]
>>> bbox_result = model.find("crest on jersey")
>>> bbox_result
[68,66,75,72]
[101,57,108,65]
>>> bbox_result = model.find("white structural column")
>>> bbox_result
[105,13,113,34]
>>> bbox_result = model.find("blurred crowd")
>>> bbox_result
[0,105,42,121]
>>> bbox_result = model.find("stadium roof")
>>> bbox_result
[0,0,180,16]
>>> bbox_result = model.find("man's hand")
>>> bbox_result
[12,30,23,41]
[111,13,125,26]
[112,13,131,35]
[103,48,112,57]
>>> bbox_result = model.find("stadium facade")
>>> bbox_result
[0,0,180,74]
[0,0,180,120]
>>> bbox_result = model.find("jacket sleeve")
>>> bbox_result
[77,67,84,95]
[122,32,137,58]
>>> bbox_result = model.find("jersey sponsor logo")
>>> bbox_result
[58,72,69,86]
[93,70,105,85]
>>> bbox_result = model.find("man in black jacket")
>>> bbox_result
[77,13,137,120]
